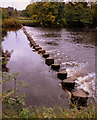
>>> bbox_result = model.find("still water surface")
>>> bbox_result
[2,29,69,107]
[2,27,97,107]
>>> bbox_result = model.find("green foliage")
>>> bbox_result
[1,7,18,19]
[90,3,97,26]
[25,2,65,27]
[3,105,96,118]
[22,2,97,27]
[65,2,93,27]
[1,70,27,118]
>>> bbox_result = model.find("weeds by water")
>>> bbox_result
[3,104,96,118]
[2,19,21,29]
[1,69,96,119]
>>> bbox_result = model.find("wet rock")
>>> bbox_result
[42,53,49,58]
[38,49,46,54]
[45,57,54,66]
[33,44,39,49]
[57,71,67,80]
[35,46,42,51]
[71,89,89,107]
[51,64,60,70]
[62,77,75,91]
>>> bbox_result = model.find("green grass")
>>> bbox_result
[18,17,33,20]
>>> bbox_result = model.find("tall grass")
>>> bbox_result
[3,104,96,118]
[2,19,21,29]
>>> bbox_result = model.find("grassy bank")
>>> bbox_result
[2,19,21,29]
[19,19,39,27]
[3,105,96,118]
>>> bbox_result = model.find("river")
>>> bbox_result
[2,26,97,107]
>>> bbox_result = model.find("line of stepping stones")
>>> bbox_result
[22,26,89,107]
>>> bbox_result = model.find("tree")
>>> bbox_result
[90,2,97,26]
[25,2,65,27]
[65,2,93,27]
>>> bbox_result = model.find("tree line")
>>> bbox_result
[1,2,97,28]
[1,7,18,19]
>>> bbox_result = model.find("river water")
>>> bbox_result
[2,27,97,107]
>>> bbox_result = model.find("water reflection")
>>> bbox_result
[2,27,21,39]
[2,29,7,38]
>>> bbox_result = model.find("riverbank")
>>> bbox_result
[2,19,21,30]
[3,104,96,118]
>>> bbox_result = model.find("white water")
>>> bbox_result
[64,61,96,100]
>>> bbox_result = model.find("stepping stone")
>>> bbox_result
[35,46,42,51]
[38,49,46,54]
[30,41,36,46]
[42,53,49,58]
[71,89,89,107]
[33,44,39,49]
[62,77,75,91]
[29,38,33,42]
[57,71,67,80]
[27,35,30,38]
[45,57,54,66]
[27,37,31,41]
[51,64,60,70]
